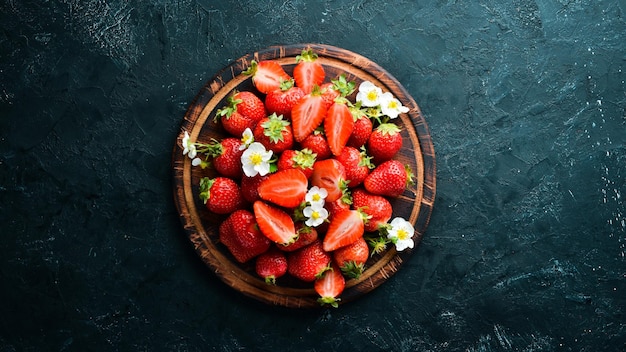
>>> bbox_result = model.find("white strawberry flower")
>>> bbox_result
[303,203,329,227]
[305,186,328,206]
[387,217,415,251]
[241,142,273,177]
[239,127,254,150]
[356,81,383,107]
[379,92,409,119]
[182,131,198,159]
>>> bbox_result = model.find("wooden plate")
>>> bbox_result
[172,44,436,308]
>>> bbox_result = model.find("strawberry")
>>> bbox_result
[215,110,256,138]
[219,210,271,263]
[363,160,413,197]
[243,60,290,95]
[293,49,325,94]
[367,122,403,163]
[255,247,288,284]
[314,263,345,308]
[199,177,245,214]
[347,110,373,148]
[319,82,340,109]
[253,113,294,153]
[234,91,266,121]
[323,209,366,252]
[352,188,392,232]
[264,79,305,119]
[320,74,356,108]
[287,240,331,282]
[257,168,308,208]
[253,200,298,245]
[324,100,354,156]
[336,146,373,188]
[310,159,348,203]
[276,149,316,178]
[280,224,319,252]
[205,137,244,179]
[300,130,332,160]
[240,174,269,203]
[291,87,327,142]
[333,236,369,279]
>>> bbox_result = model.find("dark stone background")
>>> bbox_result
[1,0,625,351]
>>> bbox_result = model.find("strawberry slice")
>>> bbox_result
[322,209,365,252]
[324,101,354,156]
[253,201,298,245]
[309,159,347,203]
[291,88,327,142]
[315,264,345,308]
[293,49,325,94]
[257,169,308,208]
[243,60,290,95]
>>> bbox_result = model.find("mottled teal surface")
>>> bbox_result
[1,0,625,350]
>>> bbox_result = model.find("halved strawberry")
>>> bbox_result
[324,101,354,156]
[253,201,298,245]
[291,88,327,142]
[293,49,325,94]
[310,159,347,203]
[257,168,308,208]
[323,209,366,252]
[243,60,290,95]
[315,264,345,308]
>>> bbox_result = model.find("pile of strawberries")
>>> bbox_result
[184,49,414,307]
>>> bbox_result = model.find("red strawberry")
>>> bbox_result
[199,177,245,214]
[363,160,413,197]
[336,146,373,188]
[240,174,269,203]
[216,110,256,138]
[300,130,332,160]
[352,188,392,232]
[253,113,294,153]
[258,168,308,208]
[253,201,298,245]
[264,79,305,119]
[310,159,348,203]
[347,111,373,148]
[291,87,327,142]
[280,224,319,252]
[293,49,325,94]
[333,236,369,279]
[367,123,403,163]
[324,101,354,156]
[314,264,345,308]
[205,138,244,179]
[320,74,356,108]
[323,209,366,252]
[243,60,290,95]
[320,82,340,109]
[255,247,288,284]
[231,90,266,123]
[219,210,271,263]
[287,240,331,282]
[276,149,316,178]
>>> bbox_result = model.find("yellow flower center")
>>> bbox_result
[388,100,398,109]
[397,228,409,240]
[312,194,321,202]
[311,211,320,220]
[367,90,378,101]
[250,153,263,165]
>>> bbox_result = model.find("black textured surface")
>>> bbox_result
[1,0,625,351]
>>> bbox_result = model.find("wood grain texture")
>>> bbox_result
[171,44,436,308]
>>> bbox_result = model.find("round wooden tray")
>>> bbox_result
[172,44,436,308]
